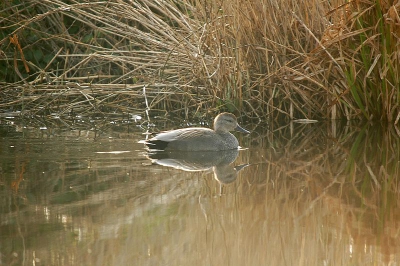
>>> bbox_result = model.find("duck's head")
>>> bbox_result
[214,112,250,134]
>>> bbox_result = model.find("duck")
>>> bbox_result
[144,112,250,151]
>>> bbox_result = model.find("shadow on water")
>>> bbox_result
[0,117,399,265]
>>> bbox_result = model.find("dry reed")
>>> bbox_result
[0,0,399,122]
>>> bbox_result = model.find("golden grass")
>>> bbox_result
[0,0,399,122]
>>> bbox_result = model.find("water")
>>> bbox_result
[1,118,399,265]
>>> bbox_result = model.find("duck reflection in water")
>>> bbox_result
[142,112,250,183]
[147,149,248,184]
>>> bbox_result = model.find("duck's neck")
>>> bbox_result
[214,128,226,134]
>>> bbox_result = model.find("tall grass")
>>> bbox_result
[0,0,399,122]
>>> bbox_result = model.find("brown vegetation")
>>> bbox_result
[0,0,399,122]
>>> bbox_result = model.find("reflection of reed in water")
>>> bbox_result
[147,149,248,184]
[2,121,400,266]
[234,121,400,265]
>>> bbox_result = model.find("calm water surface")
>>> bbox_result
[1,117,399,266]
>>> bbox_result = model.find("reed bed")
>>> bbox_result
[0,0,399,122]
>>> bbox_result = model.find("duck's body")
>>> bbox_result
[145,113,249,151]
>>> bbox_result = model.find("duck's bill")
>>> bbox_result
[235,124,250,134]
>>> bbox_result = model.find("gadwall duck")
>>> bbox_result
[144,112,250,151]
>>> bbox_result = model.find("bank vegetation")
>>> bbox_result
[0,0,399,123]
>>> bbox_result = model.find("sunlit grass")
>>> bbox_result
[0,0,398,122]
